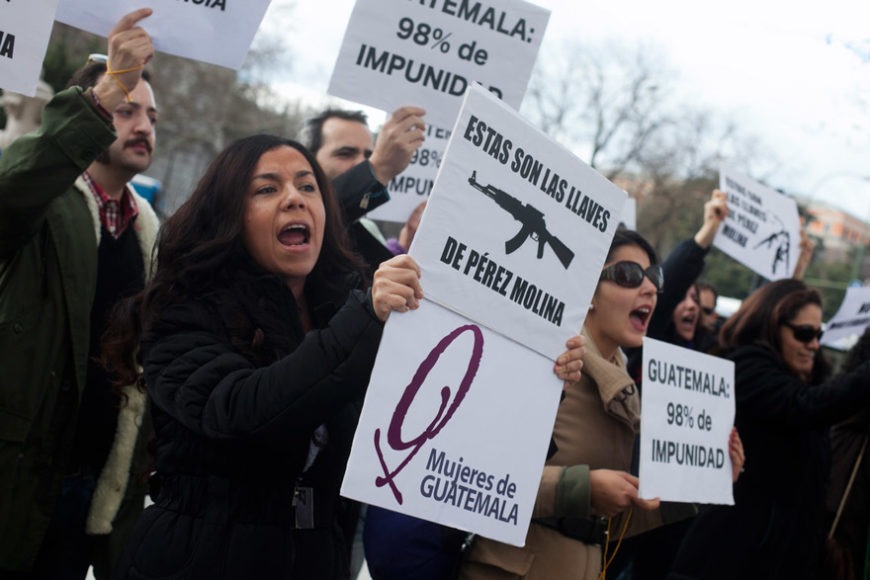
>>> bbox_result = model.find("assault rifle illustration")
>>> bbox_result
[753,215,790,275]
[468,171,575,269]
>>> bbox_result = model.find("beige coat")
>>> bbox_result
[460,333,642,580]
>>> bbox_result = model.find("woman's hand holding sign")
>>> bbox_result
[554,334,585,383]
[590,470,660,518]
[372,254,424,321]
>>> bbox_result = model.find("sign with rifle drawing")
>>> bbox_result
[342,85,623,545]
[821,286,870,347]
[714,166,801,281]
[411,84,627,358]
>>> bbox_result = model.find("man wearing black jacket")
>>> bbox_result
[306,106,426,271]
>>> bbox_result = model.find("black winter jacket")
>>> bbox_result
[669,345,870,580]
[114,269,383,579]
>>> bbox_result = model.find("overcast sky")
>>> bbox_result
[255,0,870,220]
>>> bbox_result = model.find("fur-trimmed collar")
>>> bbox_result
[73,175,159,279]
[73,173,160,534]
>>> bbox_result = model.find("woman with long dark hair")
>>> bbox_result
[106,134,584,578]
[669,279,870,579]
[104,134,413,579]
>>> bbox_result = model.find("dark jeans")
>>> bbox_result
[364,506,467,580]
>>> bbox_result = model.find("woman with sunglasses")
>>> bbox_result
[669,279,870,579]
[460,229,666,580]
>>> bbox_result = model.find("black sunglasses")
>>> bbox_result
[701,306,715,316]
[600,261,664,293]
[785,323,824,343]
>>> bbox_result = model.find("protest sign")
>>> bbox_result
[0,0,59,96]
[369,123,451,224]
[620,196,637,230]
[328,0,550,129]
[341,301,561,546]
[411,84,626,359]
[715,166,801,280]
[821,286,870,347]
[55,0,270,70]
[639,338,735,504]
[343,83,625,546]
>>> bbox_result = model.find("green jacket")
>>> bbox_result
[0,87,158,572]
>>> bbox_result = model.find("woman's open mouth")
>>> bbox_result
[277,224,310,247]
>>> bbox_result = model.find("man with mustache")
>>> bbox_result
[0,9,159,579]
[306,106,427,273]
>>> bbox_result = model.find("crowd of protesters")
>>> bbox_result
[1,9,869,580]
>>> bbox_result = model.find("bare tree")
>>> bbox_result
[522,38,776,262]
[523,39,675,179]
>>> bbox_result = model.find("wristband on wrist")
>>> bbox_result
[105,64,143,103]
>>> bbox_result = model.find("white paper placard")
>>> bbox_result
[370,123,451,224]
[55,0,271,70]
[341,301,561,547]
[638,338,736,505]
[715,166,802,281]
[328,0,550,129]
[0,0,60,96]
[821,286,870,347]
[620,196,637,230]
[410,84,626,359]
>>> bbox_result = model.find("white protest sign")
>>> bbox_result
[639,338,735,504]
[341,301,561,546]
[715,166,801,280]
[821,286,870,347]
[55,0,270,70]
[620,196,637,230]
[369,123,451,224]
[411,84,626,359]
[0,0,59,96]
[328,0,550,129]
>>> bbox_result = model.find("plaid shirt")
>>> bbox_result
[81,171,139,239]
